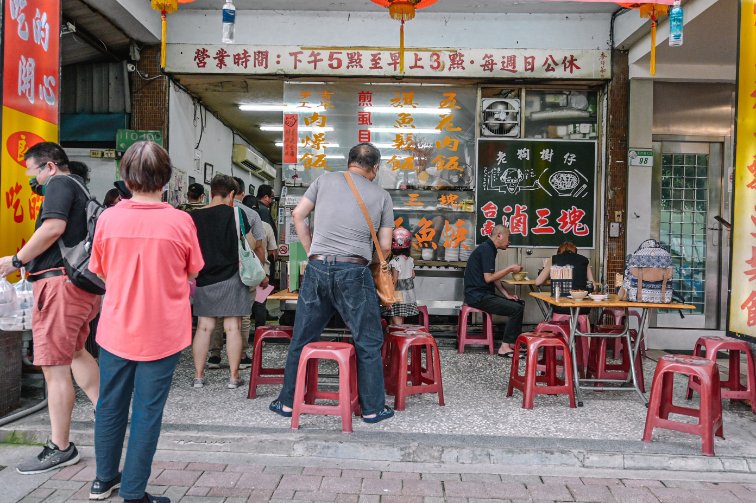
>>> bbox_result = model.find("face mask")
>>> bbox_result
[29,177,45,196]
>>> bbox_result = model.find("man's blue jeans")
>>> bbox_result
[277,259,386,415]
[95,348,181,500]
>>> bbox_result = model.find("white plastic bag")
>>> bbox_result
[14,275,33,330]
[0,277,19,328]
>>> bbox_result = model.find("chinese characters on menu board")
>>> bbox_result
[476,140,596,248]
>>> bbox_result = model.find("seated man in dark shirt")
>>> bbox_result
[463,224,524,357]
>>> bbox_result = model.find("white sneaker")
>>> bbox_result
[192,377,206,388]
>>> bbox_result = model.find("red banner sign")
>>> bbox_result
[283,113,299,164]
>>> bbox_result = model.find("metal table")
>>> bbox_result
[529,292,696,407]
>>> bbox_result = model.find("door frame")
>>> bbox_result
[650,134,729,333]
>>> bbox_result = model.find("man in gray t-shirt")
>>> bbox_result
[270,143,395,424]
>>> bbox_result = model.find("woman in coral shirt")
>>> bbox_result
[88,141,204,503]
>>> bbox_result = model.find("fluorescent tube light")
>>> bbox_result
[239,104,326,112]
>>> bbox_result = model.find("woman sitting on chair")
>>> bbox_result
[535,241,594,315]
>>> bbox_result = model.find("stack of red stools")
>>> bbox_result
[643,354,723,456]
[247,325,294,399]
[456,305,494,354]
[290,341,361,433]
[600,309,645,359]
[535,314,590,376]
[585,325,645,393]
[686,335,756,414]
[384,327,444,411]
[507,330,576,409]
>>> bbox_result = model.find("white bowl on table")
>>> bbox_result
[569,290,588,300]
[589,293,608,302]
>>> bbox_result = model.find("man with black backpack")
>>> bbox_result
[0,142,101,474]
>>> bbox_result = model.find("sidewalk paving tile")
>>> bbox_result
[148,468,164,483]
[334,494,359,503]
[70,484,91,500]
[361,477,402,495]
[40,488,76,502]
[422,472,462,481]
[356,495,380,503]
[186,461,227,472]
[50,463,85,480]
[152,460,188,470]
[659,480,717,489]
[264,465,305,474]
[542,475,584,486]
[185,485,210,496]
[341,469,381,479]
[528,482,574,501]
[400,479,444,496]
[271,488,296,499]
[568,483,617,502]
[145,484,168,494]
[27,488,55,498]
[18,497,45,503]
[461,473,502,482]
[320,475,363,493]
[468,499,510,503]
[621,479,665,488]
[303,466,343,476]
[206,486,254,497]
[176,496,224,503]
[194,469,242,487]
[40,479,86,490]
[292,489,338,501]
[444,480,492,498]
[151,468,202,486]
[581,477,624,486]
[247,488,275,502]
[280,473,324,491]
[162,485,189,501]
[710,482,756,499]
[382,470,421,480]
[381,496,424,503]
[68,463,96,481]
[484,481,529,500]
[609,486,661,503]
[235,472,282,489]
[224,463,265,473]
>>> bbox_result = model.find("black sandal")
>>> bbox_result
[269,400,292,417]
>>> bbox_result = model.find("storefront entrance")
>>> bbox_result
[651,139,729,330]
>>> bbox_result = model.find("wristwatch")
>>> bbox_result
[11,255,24,269]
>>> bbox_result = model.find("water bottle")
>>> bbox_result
[222,0,236,44]
[669,0,683,47]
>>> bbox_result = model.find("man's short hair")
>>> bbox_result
[492,224,509,238]
[24,142,69,170]
[187,183,205,200]
[242,194,258,210]
[68,161,90,183]
[232,176,245,195]
[119,141,172,193]
[256,184,273,199]
[210,174,237,198]
[348,143,381,170]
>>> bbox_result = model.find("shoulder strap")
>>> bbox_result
[62,175,93,201]
[343,172,386,263]
[234,206,247,249]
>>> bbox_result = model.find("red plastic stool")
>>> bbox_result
[385,330,444,411]
[535,317,590,376]
[247,325,294,399]
[507,331,576,409]
[291,342,361,433]
[687,336,756,413]
[643,355,724,456]
[586,325,645,393]
[417,305,430,332]
[600,309,644,358]
[457,305,494,354]
[383,325,428,383]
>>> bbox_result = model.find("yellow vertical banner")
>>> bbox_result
[729,0,756,337]
[1,1,61,276]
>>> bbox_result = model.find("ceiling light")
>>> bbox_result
[363,106,452,115]
[260,125,334,132]
[274,142,340,148]
[369,127,441,135]
[239,104,326,112]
